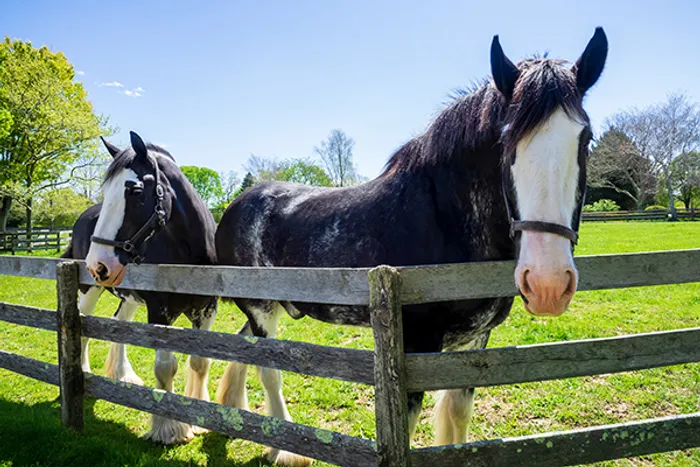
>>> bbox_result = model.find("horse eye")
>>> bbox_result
[124,180,144,197]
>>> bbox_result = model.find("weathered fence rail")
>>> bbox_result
[0,229,71,254]
[582,208,696,222]
[0,251,699,466]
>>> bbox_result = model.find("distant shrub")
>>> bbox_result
[644,205,666,211]
[583,199,621,212]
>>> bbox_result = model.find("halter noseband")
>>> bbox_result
[502,167,580,246]
[91,160,167,265]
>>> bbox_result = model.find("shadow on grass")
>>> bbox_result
[0,396,273,467]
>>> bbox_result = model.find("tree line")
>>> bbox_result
[587,92,700,218]
[2,38,699,231]
[0,38,362,230]
[182,128,362,221]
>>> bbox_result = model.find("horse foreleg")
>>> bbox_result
[434,388,475,445]
[145,348,193,444]
[247,301,312,467]
[215,321,251,411]
[185,299,217,401]
[104,298,142,384]
[433,332,490,446]
[78,286,103,373]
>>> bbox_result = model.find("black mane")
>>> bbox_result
[104,143,175,184]
[382,58,586,175]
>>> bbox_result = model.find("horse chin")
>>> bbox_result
[523,301,568,318]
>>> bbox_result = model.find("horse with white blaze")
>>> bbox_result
[214,28,608,466]
[64,132,218,445]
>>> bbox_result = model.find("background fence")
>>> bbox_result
[0,228,72,254]
[0,251,699,466]
[582,208,697,222]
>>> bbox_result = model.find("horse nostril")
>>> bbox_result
[96,262,110,282]
[521,269,532,296]
[564,270,576,296]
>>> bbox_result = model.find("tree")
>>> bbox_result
[70,151,111,202]
[233,172,256,198]
[180,165,223,207]
[244,154,286,182]
[218,170,240,204]
[587,128,656,210]
[34,187,92,229]
[314,129,358,187]
[670,151,700,209]
[609,93,700,220]
[0,38,110,232]
[277,159,332,186]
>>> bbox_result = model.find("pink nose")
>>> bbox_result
[518,268,577,317]
[87,259,126,287]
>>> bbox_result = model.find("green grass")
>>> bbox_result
[1,221,699,466]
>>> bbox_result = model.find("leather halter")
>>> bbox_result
[91,160,167,264]
[502,166,580,246]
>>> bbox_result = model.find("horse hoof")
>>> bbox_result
[144,416,194,445]
[119,372,144,386]
[265,447,314,467]
[191,425,210,435]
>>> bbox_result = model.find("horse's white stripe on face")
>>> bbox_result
[86,168,138,272]
[511,108,583,316]
[511,108,583,226]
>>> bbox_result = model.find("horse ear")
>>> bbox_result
[573,27,608,94]
[490,35,519,100]
[130,131,149,162]
[100,137,121,158]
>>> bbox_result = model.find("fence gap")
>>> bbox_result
[56,260,84,432]
[369,265,410,467]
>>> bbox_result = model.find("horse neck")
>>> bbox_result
[427,142,515,261]
[161,170,216,264]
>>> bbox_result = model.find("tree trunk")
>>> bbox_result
[0,196,12,232]
[25,197,33,252]
[663,167,677,221]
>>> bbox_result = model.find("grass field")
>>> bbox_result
[0,222,699,467]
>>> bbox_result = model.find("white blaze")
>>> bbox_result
[511,108,584,315]
[86,168,138,270]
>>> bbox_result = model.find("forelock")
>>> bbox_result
[503,58,588,154]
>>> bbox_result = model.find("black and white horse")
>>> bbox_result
[215,29,607,465]
[64,132,218,444]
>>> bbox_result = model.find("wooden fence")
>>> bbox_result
[0,228,72,254]
[582,208,696,222]
[0,251,699,466]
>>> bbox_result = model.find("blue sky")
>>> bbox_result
[3,1,700,179]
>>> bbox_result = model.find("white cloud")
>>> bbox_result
[99,81,124,88]
[123,89,142,97]
[134,87,145,93]
[76,71,85,76]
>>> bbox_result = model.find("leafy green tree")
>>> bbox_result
[0,38,110,232]
[277,159,332,186]
[669,152,700,209]
[180,165,223,207]
[34,188,92,229]
[587,128,656,210]
[233,172,257,198]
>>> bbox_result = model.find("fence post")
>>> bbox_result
[369,266,410,467]
[56,260,84,432]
